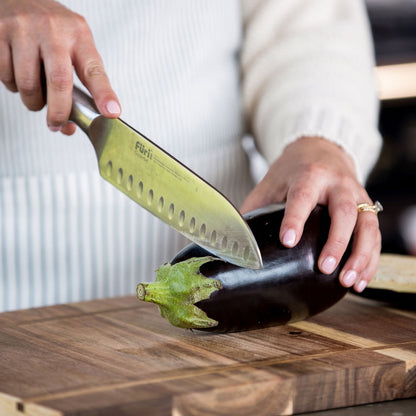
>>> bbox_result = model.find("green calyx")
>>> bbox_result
[137,256,222,329]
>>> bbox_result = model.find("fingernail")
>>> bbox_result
[106,100,121,115]
[282,229,296,247]
[355,280,367,293]
[342,270,357,287]
[321,256,337,274]
[48,125,62,132]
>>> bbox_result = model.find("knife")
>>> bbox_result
[69,86,263,269]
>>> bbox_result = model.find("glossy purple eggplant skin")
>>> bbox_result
[171,204,350,332]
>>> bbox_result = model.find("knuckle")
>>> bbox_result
[302,162,328,178]
[288,185,314,204]
[18,77,40,96]
[37,12,56,29]
[21,11,60,35]
[6,13,27,31]
[358,252,370,267]
[48,68,72,92]
[73,14,91,34]
[360,267,376,283]
[0,70,14,85]
[335,200,357,219]
[39,10,80,32]
[27,98,45,112]
[48,111,67,126]
[84,60,106,80]
[338,175,358,189]
[331,236,350,253]
[361,219,381,236]
[353,253,371,271]
[304,163,325,176]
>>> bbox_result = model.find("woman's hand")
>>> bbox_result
[241,136,382,292]
[0,0,120,134]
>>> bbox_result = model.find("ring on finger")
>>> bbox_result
[357,201,383,215]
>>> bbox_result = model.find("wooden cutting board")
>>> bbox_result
[0,258,415,416]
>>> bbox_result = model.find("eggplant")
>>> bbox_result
[137,204,350,332]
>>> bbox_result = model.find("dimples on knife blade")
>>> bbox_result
[90,127,262,271]
[69,87,262,269]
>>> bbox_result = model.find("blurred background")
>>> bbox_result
[365,0,416,256]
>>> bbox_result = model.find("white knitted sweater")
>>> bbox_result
[0,0,381,311]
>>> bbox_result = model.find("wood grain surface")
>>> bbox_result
[0,264,415,415]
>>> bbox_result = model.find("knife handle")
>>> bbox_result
[70,86,101,134]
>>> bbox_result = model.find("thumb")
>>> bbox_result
[240,182,276,214]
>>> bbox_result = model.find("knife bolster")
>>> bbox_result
[70,86,101,134]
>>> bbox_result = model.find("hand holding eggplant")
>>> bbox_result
[137,204,350,332]
[241,136,382,293]
[0,0,121,134]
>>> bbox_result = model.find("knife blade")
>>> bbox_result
[69,86,263,269]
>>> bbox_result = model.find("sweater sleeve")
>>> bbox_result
[241,0,382,183]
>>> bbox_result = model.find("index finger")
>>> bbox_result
[73,36,121,118]
[280,181,320,248]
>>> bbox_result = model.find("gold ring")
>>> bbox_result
[357,201,383,215]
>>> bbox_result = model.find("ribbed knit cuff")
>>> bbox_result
[255,104,382,184]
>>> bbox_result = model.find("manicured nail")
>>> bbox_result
[282,229,296,247]
[321,256,337,274]
[355,280,367,293]
[48,125,62,132]
[106,100,121,115]
[342,270,357,287]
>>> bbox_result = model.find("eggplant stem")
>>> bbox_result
[136,256,222,329]
[137,283,147,301]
